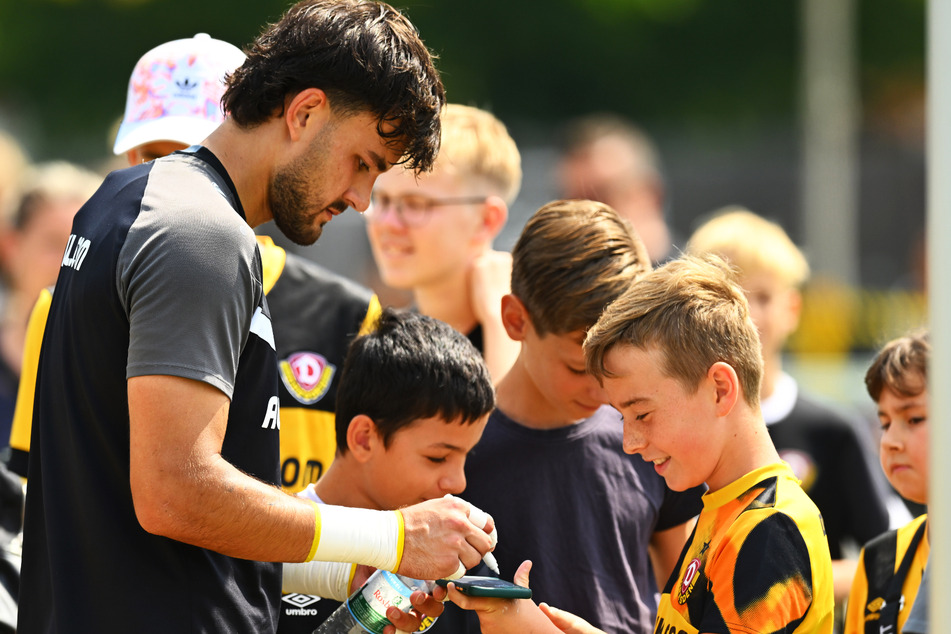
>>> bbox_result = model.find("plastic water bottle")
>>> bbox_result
[314,569,437,633]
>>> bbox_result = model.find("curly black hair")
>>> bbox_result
[223,0,445,172]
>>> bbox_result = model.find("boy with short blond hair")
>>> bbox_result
[581,254,834,633]
[845,330,930,634]
[366,103,522,382]
[454,200,703,633]
[686,208,895,604]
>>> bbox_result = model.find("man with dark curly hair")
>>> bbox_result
[17,2,496,633]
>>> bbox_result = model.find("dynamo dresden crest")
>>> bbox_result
[279,352,335,405]
[678,558,702,605]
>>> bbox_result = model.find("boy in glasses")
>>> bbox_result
[365,104,521,382]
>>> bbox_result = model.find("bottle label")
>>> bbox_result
[347,571,412,633]
[346,571,438,633]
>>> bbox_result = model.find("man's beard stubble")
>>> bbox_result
[268,127,347,246]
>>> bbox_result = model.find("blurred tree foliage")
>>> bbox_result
[0,0,924,164]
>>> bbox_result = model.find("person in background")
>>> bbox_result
[845,331,930,634]
[366,103,521,382]
[556,113,672,264]
[9,33,381,495]
[0,130,29,416]
[0,162,101,444]
[685,207,896,616]
[0,133,27,227]
[0,129,32,634]
[17,2,495,632]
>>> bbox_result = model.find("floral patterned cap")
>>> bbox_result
[113,33,246,155]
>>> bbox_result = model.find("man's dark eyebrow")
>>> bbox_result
[368,151,388,172]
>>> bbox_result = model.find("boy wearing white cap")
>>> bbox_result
[113,33,246,164]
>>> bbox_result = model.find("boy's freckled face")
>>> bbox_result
[601,345,719,492]
[364,414,489,510]
[877,385,929,505]
[366,167,484,291]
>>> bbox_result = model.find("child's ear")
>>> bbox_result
[480,196,508,242]
[500,293,531,342]
[345,414,380,463]
[708,362,740,417]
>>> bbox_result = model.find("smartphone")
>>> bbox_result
[435,576,532,599]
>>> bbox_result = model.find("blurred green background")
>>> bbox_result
[0,0,924,163]
[0,0,928,409]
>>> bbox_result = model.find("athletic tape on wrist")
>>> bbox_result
[306,502,401,571]
[282,560,355,601]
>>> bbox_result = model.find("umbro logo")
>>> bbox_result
[282,593,321,608]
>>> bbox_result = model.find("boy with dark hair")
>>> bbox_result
[18,1,496,631]
[455,200,704,633]
[280,307,496,632]
[845,331,930,634]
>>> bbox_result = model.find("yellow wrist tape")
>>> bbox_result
[393,509,405,572]
[305,499,321,562]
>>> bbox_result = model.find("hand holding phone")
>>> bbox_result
[436,575,532,599]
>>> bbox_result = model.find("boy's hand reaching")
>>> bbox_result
[468,250,519,381]
[469,250,512,327]
[382,589,445,634]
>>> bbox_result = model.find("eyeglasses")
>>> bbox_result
[366,192,488,227]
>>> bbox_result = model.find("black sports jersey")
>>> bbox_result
[18,147,282,632]
[259,236,379,494]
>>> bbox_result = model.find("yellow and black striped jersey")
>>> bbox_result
[844,514,928,634]
[656,462,834,634]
